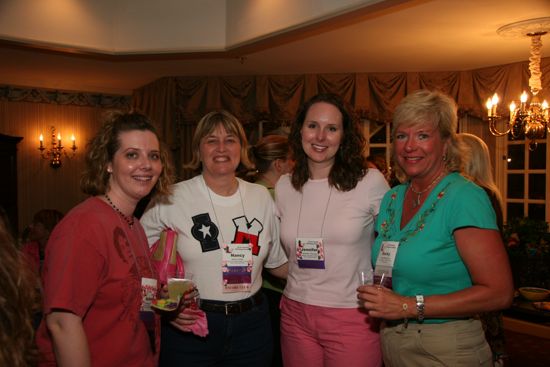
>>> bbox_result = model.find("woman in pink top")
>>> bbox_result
[275,93,389,367]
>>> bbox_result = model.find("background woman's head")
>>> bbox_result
[249,134,293,177]
[27,209,64,245]
[391,89,464,181]
[81,111,173,197]
[186,110,252,176]
[289,93,367,191]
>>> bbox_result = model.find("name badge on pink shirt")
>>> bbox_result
[296,237,325,269]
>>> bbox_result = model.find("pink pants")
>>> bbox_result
[280,296,382,367]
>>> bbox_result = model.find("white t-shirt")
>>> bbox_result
[275,169,389,308]
[141,175,287,302]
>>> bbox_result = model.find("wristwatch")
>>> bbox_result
[416,294,425,323]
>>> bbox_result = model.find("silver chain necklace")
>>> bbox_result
[409,171,445,209]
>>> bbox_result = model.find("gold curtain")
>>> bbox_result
[132,57,550,178]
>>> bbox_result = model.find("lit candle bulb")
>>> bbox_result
[39,134,44,148]
[71,134,76,149]
[520,91,528,112]
[509,101,516,123]
[491,93,499,117]
[57,133,62,146]
[542,100,549,120]
[486,98,493,117]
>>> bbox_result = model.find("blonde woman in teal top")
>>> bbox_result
[357,90,514,367]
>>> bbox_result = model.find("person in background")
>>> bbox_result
[357,89,513,367]
[36,111,174,367]
[249,134,294,196]
[458,132,506,366]
[458,133,504,230]
[0,215,38,367]
[21,209,64,275]
[248,134,294,367]
[276,93,389,367]
[141,110,288,367]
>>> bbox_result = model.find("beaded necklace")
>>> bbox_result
[104,194,135,227]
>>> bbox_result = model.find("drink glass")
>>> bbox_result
[358,268,374,285]
[167,271,194,301]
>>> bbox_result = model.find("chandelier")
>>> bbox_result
[38,126,77,168]
[485,17,550,150]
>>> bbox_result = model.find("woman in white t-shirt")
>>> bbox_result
[141,110,288,367]
[275,93,389,367]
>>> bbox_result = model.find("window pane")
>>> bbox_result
[507,174,524,199]
[528,204,546,222]
[529,143,546,169]
[507,145,524,170]
[369,122,387,143]
[369,147,386,157]
[528,174,546,200]
[507,203,524,222]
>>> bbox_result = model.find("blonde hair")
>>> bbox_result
[458,133,503,211]
[185,110,252,174]
[391,89,465,182]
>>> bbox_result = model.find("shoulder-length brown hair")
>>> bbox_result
[289,93,367,191]
[184,110,253,174]
[80,111,174,197]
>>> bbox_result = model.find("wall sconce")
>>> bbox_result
[38,126,77,168]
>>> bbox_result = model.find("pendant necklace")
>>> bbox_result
[104,194,135,227]
[409,171,445,209]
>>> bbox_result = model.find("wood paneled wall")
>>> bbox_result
[0,99,111,234]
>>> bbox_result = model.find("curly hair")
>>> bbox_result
[289,93,367,191]
[391,89,465,182]
[185,110,252,174]
[80,111,174,197]
[0,222,38,367]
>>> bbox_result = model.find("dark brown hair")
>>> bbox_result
[289,93,367,191]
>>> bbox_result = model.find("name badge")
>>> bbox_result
[374,241,399,288]
[140,277,158,312]
[222,243,253,292]
[296,237,325,269]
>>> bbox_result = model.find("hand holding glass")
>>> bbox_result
[358,269,374,285]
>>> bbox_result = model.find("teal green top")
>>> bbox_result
[372,173,498,324]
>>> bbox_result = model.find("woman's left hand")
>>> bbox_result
[357,285,412,320]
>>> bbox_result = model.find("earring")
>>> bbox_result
[443,154,447,162]
[107,168,113,173]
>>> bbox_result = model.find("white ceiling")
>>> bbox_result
[0,0,549,95]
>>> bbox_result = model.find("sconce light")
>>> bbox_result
[38,126,77,169]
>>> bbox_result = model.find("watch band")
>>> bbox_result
[416,294,425,323]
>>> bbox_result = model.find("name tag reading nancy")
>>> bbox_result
[222,243,253,292]
[296,238,325,269]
